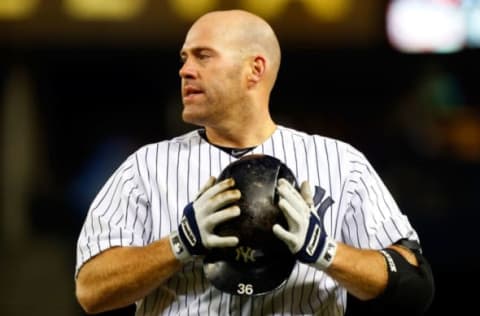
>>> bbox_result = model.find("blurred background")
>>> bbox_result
[1,0,479,315]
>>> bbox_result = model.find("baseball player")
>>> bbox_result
[75,9,434,316]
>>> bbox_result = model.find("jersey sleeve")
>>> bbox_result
[75,152,151,277]
[340,146,419,249]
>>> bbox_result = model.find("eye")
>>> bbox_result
[195,48,214,61]
[179,54,187,64]
[198,53,211,60]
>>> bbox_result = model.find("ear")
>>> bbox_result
[247,55,266,88]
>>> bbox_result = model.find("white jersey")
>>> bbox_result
[76,125,418,316]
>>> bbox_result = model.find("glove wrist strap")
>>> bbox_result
[169,230,192,263]
[313,236,337,270]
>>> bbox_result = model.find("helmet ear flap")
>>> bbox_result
[204,154,297,296]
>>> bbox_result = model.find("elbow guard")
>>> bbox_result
[371,244,435,315]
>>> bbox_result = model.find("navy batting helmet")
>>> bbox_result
[203,154,297,296]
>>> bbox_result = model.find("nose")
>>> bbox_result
[179,59,196,79]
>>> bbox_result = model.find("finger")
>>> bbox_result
[205,205,241,230]
[273,224,297,252]
[272,223,289,239]
[300,181,314,207]
[278,179,303,201]
[200,178,236,200]
[278,178,295,189]
[277,182,307,215]
[197,176,217,197]
[207,189,241,211]
[205,235,239,248]
[278,198,302,228]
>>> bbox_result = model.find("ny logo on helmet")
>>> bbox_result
[235,246,256,263]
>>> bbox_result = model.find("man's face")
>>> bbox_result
[179,19,247,127]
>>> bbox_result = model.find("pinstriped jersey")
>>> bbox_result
[75,125,419,316]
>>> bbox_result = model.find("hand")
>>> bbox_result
[170,176,241,262]
[273,179,337,270]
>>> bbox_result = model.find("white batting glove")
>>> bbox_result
[169,176,241,262]
[273,179,337,270]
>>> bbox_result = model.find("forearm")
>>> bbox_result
[325,242,418,301]
[76,237,181,314]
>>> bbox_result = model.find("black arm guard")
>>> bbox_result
[368,240,435,315]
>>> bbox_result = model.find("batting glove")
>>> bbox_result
[169,176,241,263]
[273,179,337,270]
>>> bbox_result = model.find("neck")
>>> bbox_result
[205,116,276,148]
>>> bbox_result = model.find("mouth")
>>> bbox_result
[183,86,204,98]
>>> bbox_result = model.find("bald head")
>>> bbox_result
[179,10,280,145]
[186,10,281,89]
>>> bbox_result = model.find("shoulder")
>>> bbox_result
[116,130,203,171]
[133,129,203,154]
[276,125,362,156]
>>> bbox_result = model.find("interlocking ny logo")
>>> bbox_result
[313,185,335,218]
[235,246,256,263]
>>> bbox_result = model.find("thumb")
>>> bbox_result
[300,181,313,208]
